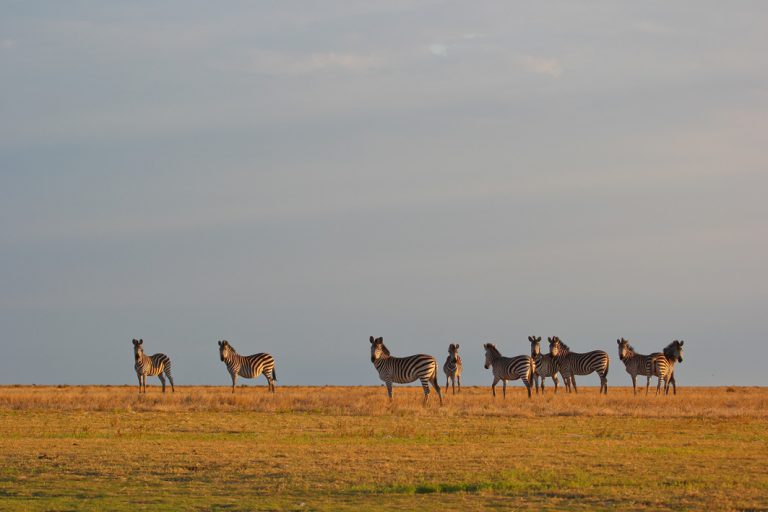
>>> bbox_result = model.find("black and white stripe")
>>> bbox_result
[483,343,535,398]
[443,343,463,395]
[651,339,684,395]
[617,338,655,395]
[549,336,610,394]
[370,336,442,404]
[132,338,174,393]
[528,335,560,394]
[218,340,277,393]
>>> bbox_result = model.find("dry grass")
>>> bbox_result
[1,385,767,511]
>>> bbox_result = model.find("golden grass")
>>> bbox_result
[1,385,767,511]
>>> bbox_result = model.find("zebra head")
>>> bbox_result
[548,336,566,357]
[448,343,460,364]
[369,336,389,363]
[218,340,233,362]
[132,338,144,362]
[528,336,542,357]
[617,338,633,361]
[664,339,684,363]
[483,343,500,369]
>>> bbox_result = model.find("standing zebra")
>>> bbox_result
[549,336,610,395]
[369,336,442,404]
[617,338,655,395]
[651,339,684,396]
[443,343,463,395]
[528,335,560,394]
[132,338,174,393]
[483,343,535,399]
[218,340,277,393]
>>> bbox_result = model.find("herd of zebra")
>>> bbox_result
[131,335,685,402]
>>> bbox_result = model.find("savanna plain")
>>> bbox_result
[0,385,766,511]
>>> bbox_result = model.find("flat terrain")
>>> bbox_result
[1,385,766,511]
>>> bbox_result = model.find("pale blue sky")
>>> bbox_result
[1,2,766,386]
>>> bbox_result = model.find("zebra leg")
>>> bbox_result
[445,375,449,393]
[632,375,637,396]
[137,374,142,394]
[386,381,393,402]
[158,373,166,393]
[570,373,577,394]
[656,376,662,396]
[645,375,651,396]
[419,377,431,405]
[231,373,238,394]
[457,374,461,393]
[451,375,456,395]
[533,373,540,395]
[553,374,559,394]
[142,374,147,393]
[670,374,677,395]
[431,374,443,405]
[524,378,532,399]
[491,377,499,397]
[502,379,507,399]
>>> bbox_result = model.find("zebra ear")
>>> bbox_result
[536,336,542,342]
[132,339,138,346]
[455,343,459,349]
[369,336,374,344]
[528,336,533,342]
[218,340,222,346]
[139,339,143,345]
[617,339,621,344]
[376,337,383,343]
[679,340,684,346]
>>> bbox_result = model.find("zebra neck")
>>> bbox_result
[225,352,243,366]
[373,357,389,371]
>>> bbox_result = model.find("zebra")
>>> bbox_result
[443,343,463,395]
[483,343,535,399]
[528,335,560,394]
[617,338,655,395]
[651,339,685,395]
[218,340,277,393]
[132,338,174,393]
[369,336,442,404]
[548,336,610,394]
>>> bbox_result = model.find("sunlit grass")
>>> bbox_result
[1,386,766,510]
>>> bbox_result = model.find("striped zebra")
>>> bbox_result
[617,338,655,395]
[218,340,277,393]
[651,339,685,396]
[132,338,174,393]
[483,343,535,398]
[548,336,610,395]
[369,336,442,404]
[528,335,560,394]
[443,343,463,395]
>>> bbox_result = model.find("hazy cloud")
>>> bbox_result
[519,55,563,77]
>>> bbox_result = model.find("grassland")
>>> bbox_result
[1,385,766,511]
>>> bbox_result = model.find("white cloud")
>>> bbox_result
[428,43,448,57]
[519,55,562,78]
[248,50,380,75]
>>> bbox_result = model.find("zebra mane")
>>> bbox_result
[554,337,570,352]
[624,342,636,355]
[378,342,390,356]
[484,343,502,359]
[663,340,679,359]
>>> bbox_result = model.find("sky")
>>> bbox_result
[1,1,767,387]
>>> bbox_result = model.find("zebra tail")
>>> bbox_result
[272,364,277,382]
